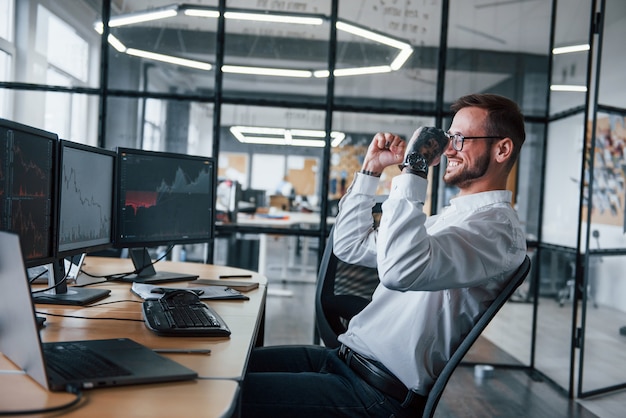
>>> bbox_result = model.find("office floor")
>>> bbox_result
[260,236,625,418]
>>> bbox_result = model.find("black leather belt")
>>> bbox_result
[338,344,426,410]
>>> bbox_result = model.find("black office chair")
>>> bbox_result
[315,229,531,417]
[421,255,532,418]
[315,226,380,348]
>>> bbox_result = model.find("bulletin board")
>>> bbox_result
[584,114,626,228]
[287,156,318,196]
[218,152,248,186]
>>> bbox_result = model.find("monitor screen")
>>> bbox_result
[0,118,57,267]
[115,148,214,248]
[56,140,116,257]
[32,140,114,306]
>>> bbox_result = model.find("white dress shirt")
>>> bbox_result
[333,172,527,395]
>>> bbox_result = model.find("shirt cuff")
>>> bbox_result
[352,172,379,195]
[389,173,427,203]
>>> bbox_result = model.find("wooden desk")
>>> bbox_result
[0,257,267,417]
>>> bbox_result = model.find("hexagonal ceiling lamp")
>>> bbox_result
[95,4,414,78]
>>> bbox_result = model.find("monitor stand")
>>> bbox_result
[118,248,198,284]
[32,258,111,306]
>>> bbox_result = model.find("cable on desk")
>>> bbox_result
[36,311,144,323]
[0,385,83,416]
[30,269,71,294]
[28,269,47,284]
[78,245,175,283]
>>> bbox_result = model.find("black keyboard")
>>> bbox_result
[142,290,231,337]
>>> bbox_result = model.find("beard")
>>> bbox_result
[443,152,491,188]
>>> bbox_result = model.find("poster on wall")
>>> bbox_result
[584,113,626,231]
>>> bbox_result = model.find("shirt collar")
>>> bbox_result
[449,190,512,211]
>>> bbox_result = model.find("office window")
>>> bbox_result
[4,89,97,142]
[107,0,218,94]
[6,2,100,86]
[222,0,330,105]
[36,5,89,83]
[0,0,15,91]
[0,50,10,118]
[0,0,13,42]
[44,69,93,142]
[143,98,164,151]
[335,0,440,112]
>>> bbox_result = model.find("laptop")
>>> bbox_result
[0,231,198,391]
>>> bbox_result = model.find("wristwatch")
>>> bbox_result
[399,151,428,177]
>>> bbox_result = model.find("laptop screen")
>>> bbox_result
[0,231,50,389]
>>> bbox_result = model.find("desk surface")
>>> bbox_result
[0,257,267,417]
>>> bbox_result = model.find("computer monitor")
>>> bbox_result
[0,118,57,268]
[239,188,266,214]
[115,148,214,283]
[32,140,116,305]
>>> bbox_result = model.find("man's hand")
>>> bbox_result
[360,133,406,177]
[405,127,448,167]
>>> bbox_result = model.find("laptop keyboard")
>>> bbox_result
[142,296,231,337]
[44,342,132,380]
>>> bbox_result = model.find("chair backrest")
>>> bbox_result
[421,255,532,418]
[315,226,380,348]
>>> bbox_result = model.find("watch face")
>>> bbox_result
[407,152,427,172]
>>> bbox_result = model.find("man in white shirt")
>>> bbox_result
[241,93,527,418]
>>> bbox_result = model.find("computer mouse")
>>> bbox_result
[162,289,202,304]
[151,287,204,296]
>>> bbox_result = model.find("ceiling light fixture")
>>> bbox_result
[183,9,220,18]
[94,23,128,52]
[336,21,412,50]
[109,7,178,27]
[550,84,587,92]
[313,65,393,78]
[552,44,590,55]
[96,6,414,78]
[224,11,323,25]
[230,126,346,147]
[126,48,213,71]
[222,65,312,78]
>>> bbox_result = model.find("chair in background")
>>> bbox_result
[421,255,532,418]
[315,226,380,348]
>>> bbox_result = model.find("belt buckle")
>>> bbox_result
[338,344,349,360]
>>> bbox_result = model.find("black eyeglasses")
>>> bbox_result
[445,132,504,151]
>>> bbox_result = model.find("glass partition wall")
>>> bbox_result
[2,0,624,402]
[539,0,626,400]
[578,0,626,399]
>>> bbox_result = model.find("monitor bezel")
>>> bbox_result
[114,147,215,249]
[55,140,117,259]
[0,118,58,268]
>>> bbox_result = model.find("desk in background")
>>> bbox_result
[235,212,335,282]
[0,257,267,417]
